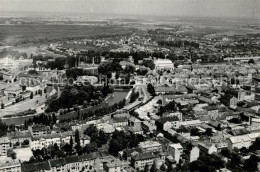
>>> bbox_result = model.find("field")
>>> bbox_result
[0,24,135,45]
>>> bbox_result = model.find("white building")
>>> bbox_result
[227,135,252,151]
[154,59,174,71]
[0,137,10,157]
[30,132,73,150]
[138,141,162,153]
[190,146,200,163]
[0,160,21,172]
[169,143,183,164]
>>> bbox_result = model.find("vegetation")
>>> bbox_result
[66,68,93,80]
[147,83,156,96]
[129,89,139,103]
[108,130,145,156]
[0,119,8,137]
[46,84,103,112]
[84,125,109,147]
[158,40,199,48]
[143,59,155,70]
[24,113,57,128]
[189,152,224,172]
[157,100,179,116]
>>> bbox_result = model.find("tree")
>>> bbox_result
[166,164,173,172]
[30,92,33,99]
[147,83,156,96]
[243,155,259,171]
[144,164,149,172]
[143,59,155,70]
[220,148,231,158]
[75,130,80,145]
[130,90,139,103]
[250,137,260,151]
[160,164,166,172]
[14,141,20,147]
[83,143,98,154]
[7,150,16,160]
[52,113,57,124]
[75,144,83,155]
[1,103,4,109]
[205,128,213,136]
[108,139,120,157]
[150,162,156,172]
[248,59,255,64]
[190,128,200,136]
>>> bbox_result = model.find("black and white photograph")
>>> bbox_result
[0,0,260,171]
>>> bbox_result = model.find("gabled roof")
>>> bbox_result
[228,135,251,144]
[49,159,66,167]
[132,152,156,161]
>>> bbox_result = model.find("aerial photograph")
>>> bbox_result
[0,0,260,171]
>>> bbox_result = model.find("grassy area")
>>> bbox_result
[0,25,134,45]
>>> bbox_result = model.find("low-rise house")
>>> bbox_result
[0,160,21,172]
[227,135,252,151]
[155,86,188,95]
[103,160,122,172]
[128,117,142,128]
[204,106,220,120]
[156,117,180,131]
[131,152,157,171]
[164,111,183,121]
[81,135,91,147]
[121,148,142,162]
[142,120,157,133]
[129,125,143,135]
[7,131,31,147]
[209,121,222,130]
[198,142,217,154]
[251,118,260,127]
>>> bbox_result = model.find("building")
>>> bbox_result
[227,135,252,151]
[190,146,200,163]
[103,161,122,172]
[0,160,21,172]
[138,141,162,153]
[30,131,73,150]
[131,152,157,170]
[156,117,180,131]
[251,118,260,127]
[167,112,183,121]
[0,137,10,157]
[169,143,183,164]
[28,125,50,137]
[198,142,217,154]
[110,117,128,127]
[7,131,31,147]
[154,59,174,71]
[142,120,157,133]
[47,152,101,172]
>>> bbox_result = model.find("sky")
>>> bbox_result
[0,0,259,18]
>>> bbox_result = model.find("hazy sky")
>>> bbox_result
[0,0,259,18]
